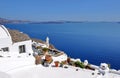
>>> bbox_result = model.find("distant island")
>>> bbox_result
[30,21,84,24]
[0,17,31,24]
[0,17,84,24]
[1,17,120,24]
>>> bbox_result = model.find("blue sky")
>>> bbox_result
[0,0,120,21]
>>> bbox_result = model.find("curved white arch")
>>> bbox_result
[0,25,12,48]
[0,25,12,40]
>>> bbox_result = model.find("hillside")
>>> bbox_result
[8,28,55,49]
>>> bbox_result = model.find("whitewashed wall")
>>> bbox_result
[9,40,33,57]
[0,38,12,48]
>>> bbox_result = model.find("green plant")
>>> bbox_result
[107,64,111,68]
[42,48,49,52]
[36,46,42,49]
[74,61,85,68]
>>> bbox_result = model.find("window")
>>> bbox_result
[1,47,9,52]
[19,45,26,53]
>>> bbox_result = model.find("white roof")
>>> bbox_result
[0,25,11,38]
[100,63,108,67]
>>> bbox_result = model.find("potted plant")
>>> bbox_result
[35,55,41,65]
[45,55,53,63]
[67,57,71,64]
[54,61,59,67]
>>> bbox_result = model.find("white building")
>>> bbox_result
[0,25,12,52]
[0,25,35,72]
[99,63,110,75]
[32,37,50,49]
[0,25,33,57]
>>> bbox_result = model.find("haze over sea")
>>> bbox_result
[5,22,120,69]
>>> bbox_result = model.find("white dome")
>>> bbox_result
[0,25,11,38]
[0,25,12,48]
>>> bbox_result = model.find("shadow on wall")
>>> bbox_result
[0,71,11,78]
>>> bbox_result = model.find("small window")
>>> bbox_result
[1,47,9,52]
[19,45,26,53]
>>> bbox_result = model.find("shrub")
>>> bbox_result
[37,46,42,49]
[74,61,85,68]
[107,64,111,68]
[42,48,49,52]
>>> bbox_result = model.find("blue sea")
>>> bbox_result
[5,22,120,69]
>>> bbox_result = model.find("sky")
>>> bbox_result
[0,0,120,21]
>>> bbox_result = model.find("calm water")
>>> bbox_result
[5,22,120,69]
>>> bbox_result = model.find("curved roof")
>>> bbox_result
[0,25,11,38]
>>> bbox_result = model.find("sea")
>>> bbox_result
[5,22,120,70]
